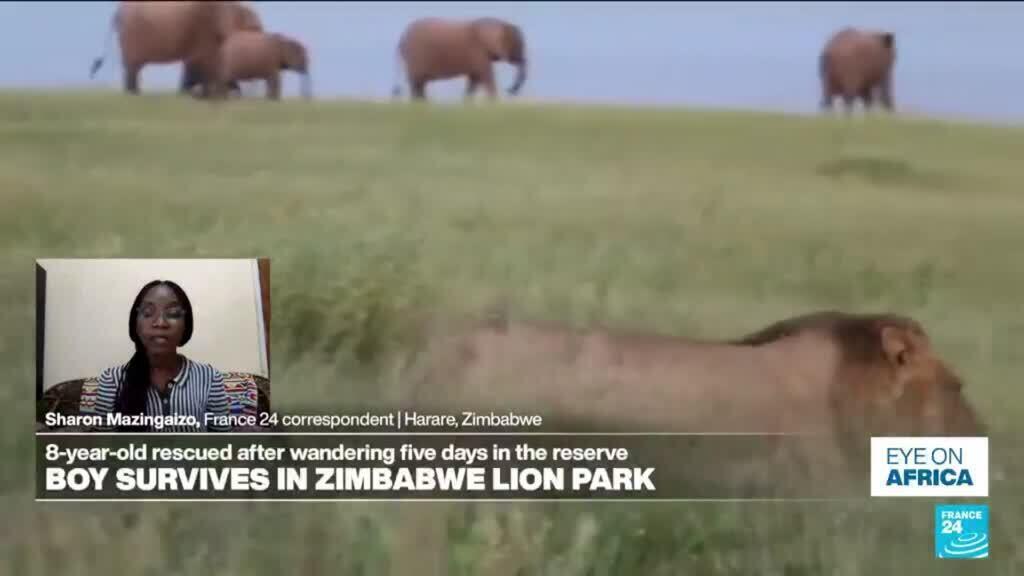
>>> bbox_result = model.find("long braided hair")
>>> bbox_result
[115,280,194,431]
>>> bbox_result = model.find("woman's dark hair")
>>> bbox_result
[115,280,194,429]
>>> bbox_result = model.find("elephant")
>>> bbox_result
[89,1,260,98]
[391,17,527,102]
[179,2,263,96]
[819,27,897,114]
[214,31,312,101]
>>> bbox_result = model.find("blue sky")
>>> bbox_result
[2,2,1023,124]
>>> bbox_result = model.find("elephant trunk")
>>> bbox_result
[507,59,527,96]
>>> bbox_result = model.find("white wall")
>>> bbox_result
[38,258,268,391]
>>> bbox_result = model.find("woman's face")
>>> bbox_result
[135,284,187,355]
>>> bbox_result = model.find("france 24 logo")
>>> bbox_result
[935,504,989,559]
[870,437,989,497]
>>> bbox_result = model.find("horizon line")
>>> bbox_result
[2,87,1022,130]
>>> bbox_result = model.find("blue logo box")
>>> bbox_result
[935,504,989,559]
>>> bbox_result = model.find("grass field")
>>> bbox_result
[3,91,1023,574]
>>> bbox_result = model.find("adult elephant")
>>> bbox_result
[391,17,527,102]
[88,1,259,98]
[215,31,312,100]
[819,27,897,113]
[179,2,264,96]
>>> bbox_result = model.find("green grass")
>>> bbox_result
[3,90,1023,574]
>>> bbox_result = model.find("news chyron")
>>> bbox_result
[33,258,993,560]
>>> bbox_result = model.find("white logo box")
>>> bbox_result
[870,437,989,498]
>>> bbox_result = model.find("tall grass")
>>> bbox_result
[2,91,1022,574]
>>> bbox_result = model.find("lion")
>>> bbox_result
[405,309,985,488]
[730,310,985,443]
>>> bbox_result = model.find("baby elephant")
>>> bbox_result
[219,31,312,100]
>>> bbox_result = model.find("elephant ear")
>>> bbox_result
[472,19,509,61]
[269,33,290,68]
[501,24,525,63]
[277,35,307,72]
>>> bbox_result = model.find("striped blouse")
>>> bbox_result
[91,355,231,432]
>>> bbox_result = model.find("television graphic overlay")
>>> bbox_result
[35,258,271,433]
[935,504,990,559]
[870,437,989,498]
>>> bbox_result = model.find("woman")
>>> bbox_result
[92,279,231,432]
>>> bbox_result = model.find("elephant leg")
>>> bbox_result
[841,94,855,117]
[185,56,214,99]
[860,87,874,114]
[478,65,498,102]
[411,79,428,102]
[123,64,141,95]
[195,49,228,101]
[193,72,210,99]
[181,65,223,97]
[463,76,478,103]
[266,73,281,101]
[179,62,199,95]
[483,80,497,101]
[820,83,834,112]
[878,78,894,111]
